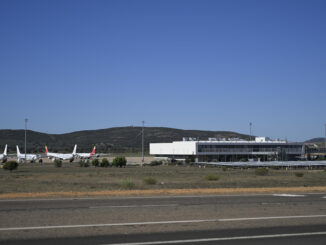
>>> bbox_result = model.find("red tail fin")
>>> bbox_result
[45,146,48,154]
[90,146,96,156]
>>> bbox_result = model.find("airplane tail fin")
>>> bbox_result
[45,145,48,155]
[73,144,77,155]
[16,145,20,155]
[4,144,7,156]
[90,146,96,156]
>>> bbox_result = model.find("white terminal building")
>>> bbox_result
[150,137,304,162]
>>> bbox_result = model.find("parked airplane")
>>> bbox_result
[45,145,76,162]
[0,144,8,163]
[16,145,40,163]
[75,145,97,159]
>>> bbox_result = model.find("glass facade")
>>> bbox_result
[197,144,302,154]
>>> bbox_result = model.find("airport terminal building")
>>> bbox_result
[150,137,304,162]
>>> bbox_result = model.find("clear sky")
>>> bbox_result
[0,0,325,141]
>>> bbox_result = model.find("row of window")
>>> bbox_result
[198,144,301,149]
[197,145,302,153]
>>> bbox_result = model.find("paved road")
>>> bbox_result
[1,193,326,244]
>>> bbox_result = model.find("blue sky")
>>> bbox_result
[0,0,325,141]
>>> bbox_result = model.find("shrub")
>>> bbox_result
[222,166,227,171]
[54,159,62,168]
[295,172,304,177]
[113,156,127,168]
[185,156,195,164]
[149,160,162,166]
[79,161,89,167]
[169,158,177,165]
[92,159,99,167]
[3,161,18,171]
[143,177,157,185]
[100,158,110,167]
[204,174,220,181]
[255,167,269,176]
[176,160,184,166]
[120,178,135,189]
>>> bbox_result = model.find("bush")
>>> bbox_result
[204,174,220,181]
[79,161,89,167]
[168,158,177,165]
[255,167,269,176]
[113,156,127,168]
[143,177,157,185]
[295,172,304,177]
[100,158,110,167]
[149,160,162,166]
[3,161,18,171]
[222,166,227,171]
[176,160,184,166]
[120,178,135,189]
[185,156,196,164]
[54,159,62,168]
[92,159,99,167]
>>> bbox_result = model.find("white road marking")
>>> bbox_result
[218,214,326,222]
[0,219,217,231]
[273,194,305,197]
[89,204,178,209]
[322,196,326,199]
[1,214,326,231]
[102,231,326,245]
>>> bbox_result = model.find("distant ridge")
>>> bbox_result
[305,137,325,144]
[0,127,250,153]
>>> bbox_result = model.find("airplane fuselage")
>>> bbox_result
[45,145,77,162]
[0,154,7,163]
[47,152,74,161]
[75,153,92,159]
[17,153,39,163]
[75,146,96,159]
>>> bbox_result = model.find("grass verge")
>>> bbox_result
[1,186,326,199]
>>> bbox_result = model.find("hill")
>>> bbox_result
[0,127,250,153]
[305,137,325,148]
[305,137,325,144]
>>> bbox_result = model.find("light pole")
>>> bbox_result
[249,122,252,141]
[324,124,326,152]
[141,120,145,165]
[25,118,28,162]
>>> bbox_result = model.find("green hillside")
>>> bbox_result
[0,127,250,153]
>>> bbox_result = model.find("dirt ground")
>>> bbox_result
[37,156,155,164]
[1,159,326,197]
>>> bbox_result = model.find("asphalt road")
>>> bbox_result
[1,193,326,244]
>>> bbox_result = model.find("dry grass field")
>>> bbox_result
[1,161,326,196]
